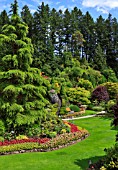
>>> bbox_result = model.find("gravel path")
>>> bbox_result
[62,111,106,120]
[62,114,96,121]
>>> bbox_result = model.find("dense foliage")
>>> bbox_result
[91,86,109,103]
[0,1,118,160]
[0,2,118,79]
[0,0,67,138]
[111,97,118,126]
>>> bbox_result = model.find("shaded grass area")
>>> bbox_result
[0,117,117,170]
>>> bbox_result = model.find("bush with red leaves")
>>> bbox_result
[91,85,109,103]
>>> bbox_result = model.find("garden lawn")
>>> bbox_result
[80,109,96,116]
[0,117,117,170]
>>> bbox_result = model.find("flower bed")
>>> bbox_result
[0,122,89,155]
[63,111,85,118]
[0,138,49,147]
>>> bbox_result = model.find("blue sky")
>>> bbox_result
[0,0,118,20]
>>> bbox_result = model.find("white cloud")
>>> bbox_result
[82,0,118,14]
[96,7,109,14]
[30,9,36,13]
[56,2,61,5]
[31,0,53,5]
[57,5,66,12]
[0,3,10,12]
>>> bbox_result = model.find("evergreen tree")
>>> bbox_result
[0,0,49,133]
[93,44,107,71]
[112,17,118,77]
[71,30,85,58]
[32,2,54,75]
[21,5,33,38]
[80,11,95,62]
[106,16,118,77]
[49,8,58,53]
[0,10,9,69]
[0,10,9,33]
[63,9,71,52]
[70,7,83,57]
[95,15,106,51]
[56,9,64,56]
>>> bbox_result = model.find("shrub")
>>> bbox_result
[77,78,93,91]
[4,132,14,141]
[111,97,118,126]
[40,131,89,150]
[16,135,28,140]
[91,86,109,103]
[0,120,5,136]
[105,100,116,114]
[102,68,118,82]
[0,136,4,142]
[102,143,118,170]
[66,87,91,105]
[69,105,80,112]
[92,106,104,111]
[48,131,57,138]
[87,143,118,170]
[101,82,118,100]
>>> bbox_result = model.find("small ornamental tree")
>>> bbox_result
[0,0,50,134]
[91,85,109,104]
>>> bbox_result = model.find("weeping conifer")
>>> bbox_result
[0,0,49,133]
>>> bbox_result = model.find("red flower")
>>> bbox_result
[67,122,81,133]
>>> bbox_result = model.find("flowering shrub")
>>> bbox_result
[40,131,88,150]
[0,138,50,146]
[67,122,81,132]
[0,122,89,154]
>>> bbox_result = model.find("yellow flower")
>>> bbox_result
[66,107,71,111]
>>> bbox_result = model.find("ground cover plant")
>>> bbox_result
[0,117,117,170]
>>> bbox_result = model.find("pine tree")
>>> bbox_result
[0,0,49,133]
[56,9,64,56]
[0,10,9,33]
[63,9,71,52]
[21,5,33,39]
[0,10,9,69]
[106,15,118,77]
[71,30,85,58]
[95,15,106,50]
[80,11,95,62]
[70,7,83,57]
[93,44,107,71]
[32,2,54,74]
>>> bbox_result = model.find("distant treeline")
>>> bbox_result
[0,2,118,77]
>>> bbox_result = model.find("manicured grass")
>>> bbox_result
[81,109,96,116]
[0,117,117,170]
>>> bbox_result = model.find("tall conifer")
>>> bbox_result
[0,0,49,133]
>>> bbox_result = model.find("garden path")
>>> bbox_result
[62,111,106,120]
